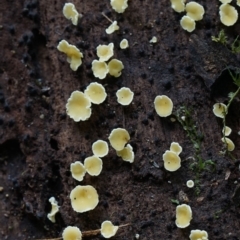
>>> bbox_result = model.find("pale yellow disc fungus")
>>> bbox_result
[70,161,86,182]
[189,229,208,240]
[149,36,158,44]
[180,16,196,32]
[108,128,130,151]
[219,0,232,3]
[219,4,238,26]
[163,150,181,172]
[63,3,81,26]
[221,137,235,151]
[222,126,232,136]
[62,226,82,240]
[120,39,129,49]
[92,60,109,79]
[170,0,185,13]
[186,180,194,188]
[106,21,120,34]
[175,204,192,228]
[47,197,59,223]
[110,0,128,13]
[116,87,134,106]
[170,142,182,155]
[237,0,240,7]
[57,40,84,71]
[186,2,205,21]
[92,140,109,157]
[84,82,107,104]
[213,103,227,118]
[96,43,114,62]
[154,95,173,117]
[116,144,134,163]
[101,220,119,238]
[70,185,99,213]
[66,91,92,122]
[84,156,103,176]
[108,59,124,77]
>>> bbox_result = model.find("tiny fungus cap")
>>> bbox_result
[66,91,92,122]
[186,180,194,188]
[149,36,157,43]
[62,226,82,240]
[154,95,173,117]
[186,2,205,21]
[108,59,124,77]
[237,0,240,6]
[63,3,81,26]
[221,137,235,151]
[219,4,238,26]
[170,142,182,155]
[120,39,129,49]
[180,16,196,32]
[70,185,99,213]
[70,161,86,181]
[108,128,130,151]
[84,156,103,176]
[116,87,134,105]
[175,204,192,228]
[170,0,185,13]
[101,220,119,238]
[219,0,232,3]
[84,82,107,104]
[213,103,227,118]
[222,126,232,136]
[163,150,181,172]
[92,60,109,79]
[116,144,134,163]
[189,229,208,240]
[106,21,120,34]
[92,140,109,157]
[110,0,128,13]
[47,197,59,223]
[96,43,114,62]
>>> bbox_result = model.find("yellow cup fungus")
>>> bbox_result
[84,82,107,104]
[92,140,109,157]
[116,144,134,163]
[84,156,103,176]
[57,40,83,71]
[63,3,81,26]
[92,60,109,79]
[186,2,205,21]
[175,204,192,228]
[237,0,240,7]
[221,137,235,151]
[163,150,181,172]
[96,43,114,62]
[47,197,59,223]
[186,180,194,188]
[70,161,86,182]
[180,16,196,32]
[154,95,173,117]
[101,220,119,238]
[220,0,232,3]
[106,21,120,34]
[108,59,124,77]
[213,103,227,118]
[108,128,130,151]
[66,91,92,122]
[170,142,182,155]
[116,87,134,106]
[149,36,157,44]
[189,229,208,240]
[170,0,185,13]
[219,4,238,26]
[222,126,232,136]
[110,0,128,13]
[120,39,129,49]
[70,185,99,213]
[62,226,82,240]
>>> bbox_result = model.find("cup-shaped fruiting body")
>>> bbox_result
[237,0,240,7]
[186,2,205,21]
[92,60,109,79]
[62,226,82,240]
[70,185,99,213]
[106,21,120,34]
[213,103,227,118]
[116,87,134,106]
[70,161,86,181]
[175,204,192,228]
[63,3,81,26]
[219,4,238,26]
[189,229,208,240]
[149,36,157,43]
[108,59,124,77]
[222,126,232,136]
[220,0,232,3]
[84,82,107,104]
[92,140,109,157]
[170,0,185,13]
[47,197,59,223]
[154,95,173,117]
[170,142,182,155]
[186,180,194,188]
[97,43,114,62]
[57,40,83,71]
[180,16,196,32]
[84,156,103,176]
[66,91,92,122]
[163,150,181,172]
[221,137,235,151]
[120,39,129,49]
[109,128,130,151]
[116,144,134,163]
[110,0,128,13]
[101,220,119,238]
